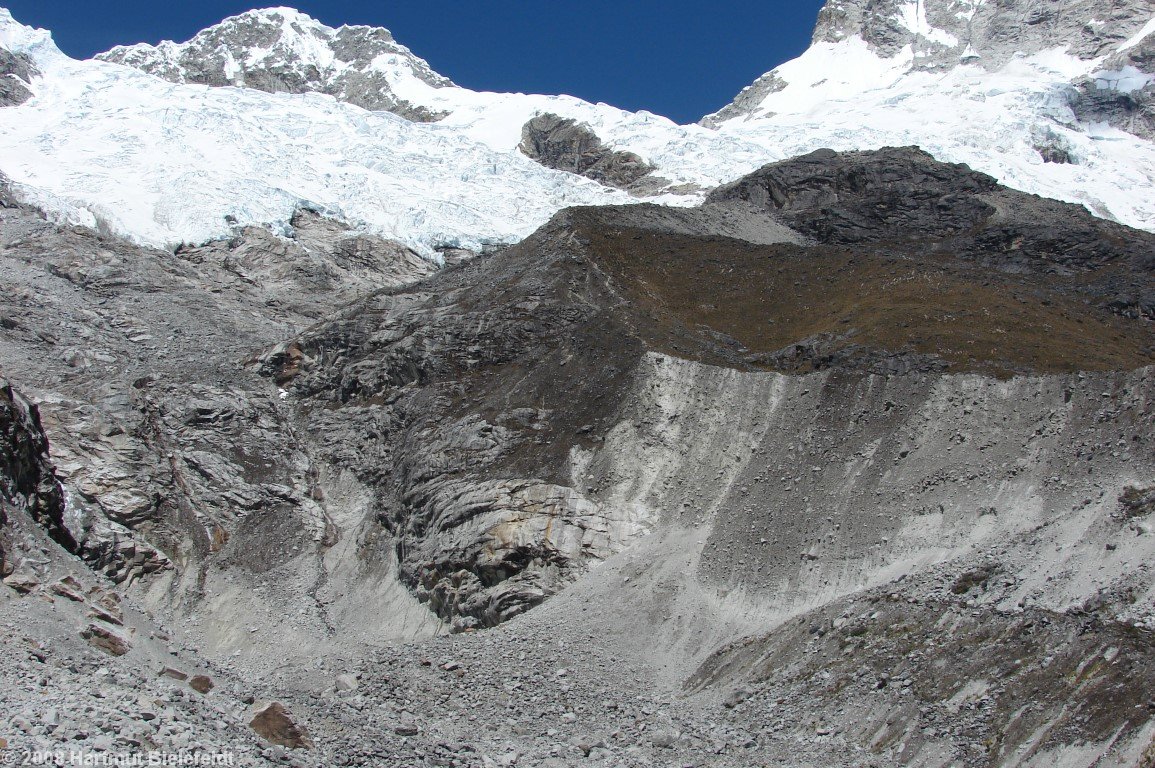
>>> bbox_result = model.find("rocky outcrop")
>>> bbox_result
[519,113,655,191]
[97,8,453,121]
[0,190,437,650]
[0,48,36,106]
[1069,35,1155,141]
[812,0,1154,69]
[699,72,786,129]
[0,379,72,570]
[708,147,1155,317]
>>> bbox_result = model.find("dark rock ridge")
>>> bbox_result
[708,147,1155,319]
[96,8,453,122]
[0,48,37,107]
[519,113,656,191]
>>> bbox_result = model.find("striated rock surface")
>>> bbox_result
[0,378,71,573]
[261,148,1153,634]
[0,190,439,656]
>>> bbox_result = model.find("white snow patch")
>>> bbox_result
[1093,66,1155,94]
[896,0,959,48]
[1119,17,1155,53]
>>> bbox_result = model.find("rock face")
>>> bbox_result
[0,190,438,649]
[812,0,1153,69]
[0,48,36,106]
[97,8,453,121]
[709,147,1155,298]
[519,113,655,191]
[0,378,72,570]
[1069,36,1155,141]
[259,148,1153,633]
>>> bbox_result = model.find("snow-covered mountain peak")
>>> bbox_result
[97,6,454,120]
[0,6,64,67]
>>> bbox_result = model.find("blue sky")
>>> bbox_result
[5,1,827,124]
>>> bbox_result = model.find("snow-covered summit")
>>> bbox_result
[0,6,64,67]
[97,7,454,121]
[706,0,1155,126]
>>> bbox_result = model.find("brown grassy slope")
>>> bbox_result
[580,224,1155,377]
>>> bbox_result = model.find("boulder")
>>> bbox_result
[189,675,214,694]
[249,702,312,749]
[80,623,132,656]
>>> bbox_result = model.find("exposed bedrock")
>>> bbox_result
[2,146,1151,700]
[0,378,72,575]
[1069,35,1155,141]
[0,48,36,107]
[265,148,1154,638]
[519,113,656,192]
[812,0,1154,69]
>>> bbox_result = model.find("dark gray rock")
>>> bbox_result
[519,113,654,191]
[0,48,37,107]
[707,146,1155,302]
[0,379,73,563]
[1069,36,1155,140]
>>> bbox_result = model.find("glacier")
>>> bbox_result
[0,5,1153,255]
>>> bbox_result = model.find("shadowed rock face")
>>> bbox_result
[0,379,71,573]
[1069,37,1155,141]
[519,113,656,191]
